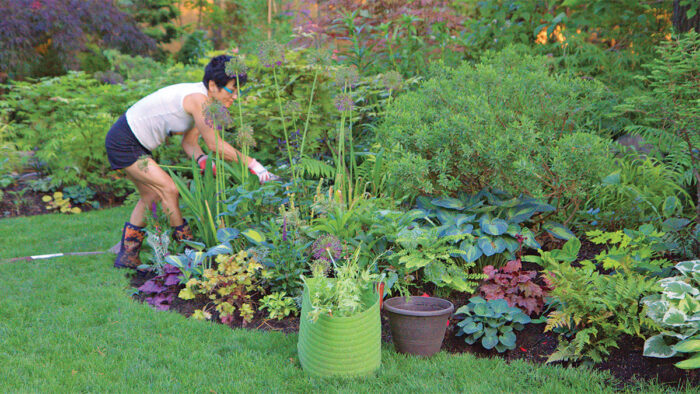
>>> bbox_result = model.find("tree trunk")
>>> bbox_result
[673,0,700,33]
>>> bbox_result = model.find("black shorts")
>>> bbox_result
[105,114,152,170]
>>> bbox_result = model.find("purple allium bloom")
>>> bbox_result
[334,93,354,112]
[311,234,342,262]
[202,100,233,131]
[257,40,285,68]
[236,123,256,148]
[224,55,248,79]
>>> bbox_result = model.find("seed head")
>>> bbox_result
[333,93,354,112]
[382,70,403,91]
[236,124,256,148]
[307,47,331,67]
[335,66,359,88]
[202,100,233,131]
[225,55,248,79]
[257,40,285,68]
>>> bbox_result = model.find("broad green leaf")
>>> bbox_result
[216,227,240,243]
[673,338,700,353]
[674,353,700,369]
[206,243,233,256]
[601,171,621,185]
[663,308,688,325]
[473,302,490,316]
[662,218,691,232]
[490,299,509,315]
[544,221,575,240]
[664,281,698,299]
[480,217,509,236]
[499,331,517,347]
[478,236,499,257]
[242,229,266,244]
[507,206,537,223]
[643,335,676,358]
[460,241,483,263]
[431,197,465,210]
[511,312,531,325]
[482,334,499,350]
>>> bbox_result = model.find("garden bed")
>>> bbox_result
[127,265,699,388]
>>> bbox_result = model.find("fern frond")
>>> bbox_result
[298,157,335,179]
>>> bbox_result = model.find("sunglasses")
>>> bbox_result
[222,86,236,95]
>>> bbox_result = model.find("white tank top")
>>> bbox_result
[125,82,208,151]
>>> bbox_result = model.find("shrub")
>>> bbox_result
[376,46,616,222]
[0,0,156,77]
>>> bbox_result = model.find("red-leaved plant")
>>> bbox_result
[478,236,553,316]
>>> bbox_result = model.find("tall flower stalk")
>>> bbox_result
[259,40,297,184]
[226,54,250,182]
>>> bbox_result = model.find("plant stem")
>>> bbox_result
[272,67,296,185]
[298,68,319,162]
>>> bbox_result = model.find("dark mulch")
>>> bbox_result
[128,271,699,389]
[0,174,127,218]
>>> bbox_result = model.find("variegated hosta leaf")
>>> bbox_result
[663,308,689,326]
[643,334,676,358]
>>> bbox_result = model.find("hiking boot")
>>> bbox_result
[114,222,146,269]
[172,219,193,243]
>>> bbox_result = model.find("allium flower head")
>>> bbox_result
[335,66,359,88]
[284,100,302,115]
[258,40,285,68]
[382,70,403,91]
[94,70,124,85]
[225,55,248,79]
[333,93,354,112]
[202,100,233,131]
[311,234,343,263]
[307,47,331,67]
[236,123,256,148]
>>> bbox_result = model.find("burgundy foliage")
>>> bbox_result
[479,259,554,316]
[138,264,183,311]
[0,0,156,74]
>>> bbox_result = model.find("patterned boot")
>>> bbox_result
[114,222,146,269]
[172,219,193,243]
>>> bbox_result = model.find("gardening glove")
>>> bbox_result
[248,159,279,184]
[197,154,216,176]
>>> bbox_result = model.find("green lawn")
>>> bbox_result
[0,208,689,392]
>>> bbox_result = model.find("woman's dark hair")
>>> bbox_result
[202,55,247,89]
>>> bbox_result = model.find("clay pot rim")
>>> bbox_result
[383,296,454,317]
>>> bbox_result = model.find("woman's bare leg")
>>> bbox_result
[123,157,184,227]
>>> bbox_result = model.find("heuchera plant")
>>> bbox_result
[138,264,183,311]
[479,236,554,316]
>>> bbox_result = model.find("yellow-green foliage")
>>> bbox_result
[42,192,81,214]
[544,255,661,364]
[259,292,298,320]
[179,250,271,323]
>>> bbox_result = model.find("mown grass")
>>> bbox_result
[0,207,691,392]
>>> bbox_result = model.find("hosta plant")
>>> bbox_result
[642,260,700,369]
[416,189,574,269]
[455,297,531,353]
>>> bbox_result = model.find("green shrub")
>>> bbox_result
[455,296,531,353]
[376,46,615,221]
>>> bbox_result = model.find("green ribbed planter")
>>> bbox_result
[297,278,381,377]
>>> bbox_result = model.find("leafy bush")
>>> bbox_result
[1,62,199,193]
[613,31,700,227]
[259,292,299,320]
[376,46,616,222]
[527,238,661,363]
[455,296,531,353]
[642,260,700,369]
[0,0,156,77]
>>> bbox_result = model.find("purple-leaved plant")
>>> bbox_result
[138,264,183,311]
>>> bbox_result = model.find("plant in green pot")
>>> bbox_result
[297,236,383,377]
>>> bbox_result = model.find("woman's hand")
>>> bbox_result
[248,159,279,184]
[197,154,216,175]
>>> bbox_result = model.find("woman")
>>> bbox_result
[105,55,277,270]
